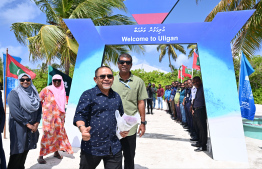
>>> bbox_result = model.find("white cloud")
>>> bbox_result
[144,45,158,53]
[173,54,192,68]
[0,1,41,24]
[0,44,23,56]
[0,0,15,9]
[132,55,139,65]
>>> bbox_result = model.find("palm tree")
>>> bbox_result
[157,44,186,72]
[202,0,262,59]
[11,0,141,75]
[187,44,197,58]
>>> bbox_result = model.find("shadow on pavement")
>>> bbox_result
[29,156,62,169]
[135,164,149,169]
[141,133,190,142]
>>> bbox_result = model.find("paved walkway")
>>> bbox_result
[1,104,262,168]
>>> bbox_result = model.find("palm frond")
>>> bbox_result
[33,0,60,24]
[11,22,45,45]
[28,25,65,62]
[69,0,126,19]
[93,14,135,26]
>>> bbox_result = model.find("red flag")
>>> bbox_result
[178,70,184,80]
[192,52,200,70]
[182,65,192,78]
[6,54,36,79]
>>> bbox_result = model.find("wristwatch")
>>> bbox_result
[141,121,147,125]
[78,125,85,132]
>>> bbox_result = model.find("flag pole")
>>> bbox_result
[3,48,8,139]
[177,69,179,81]
[192,68,193,79]
[181,65,182,83]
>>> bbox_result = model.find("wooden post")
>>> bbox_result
[3,48,8,139]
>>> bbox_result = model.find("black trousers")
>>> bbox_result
[167,102,171,115]
[7,150,29,169]
[147,99,153,113]
[195,107,207,148]
[120,134,136,169]
[79,150,122,169]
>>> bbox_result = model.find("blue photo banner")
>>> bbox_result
[64,9,255,162]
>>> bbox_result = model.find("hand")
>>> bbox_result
[138,124,145,137]
[177,103,179,107]
[30,123,39,132]
[192,110,194,115]
[190,106,192,112]
[80,126,91,141]
[120,131,129,138]
[26,123,35,133]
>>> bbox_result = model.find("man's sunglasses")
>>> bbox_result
[20,78,31,82]
[53,79,61,83]
[118,60,132,65]
[97,74,113,79]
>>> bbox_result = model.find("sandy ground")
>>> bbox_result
[1,103,262,169]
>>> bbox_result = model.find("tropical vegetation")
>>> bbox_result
[11,0,143,75]
[157,44,186,72]
[202,0,262,59]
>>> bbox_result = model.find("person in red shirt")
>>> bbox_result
[157,84,164,110]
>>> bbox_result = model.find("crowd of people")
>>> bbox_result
[145,77,208,152]
[0,53,208,169]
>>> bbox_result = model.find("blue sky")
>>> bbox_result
[0,0,261,72]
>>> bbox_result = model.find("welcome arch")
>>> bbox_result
[64,10,254,162]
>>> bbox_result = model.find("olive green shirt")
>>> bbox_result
[174,88,181,104]
[112,73,148,136]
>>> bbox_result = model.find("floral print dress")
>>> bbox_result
[39,87,73,156]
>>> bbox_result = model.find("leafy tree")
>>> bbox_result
[203,0,262,59]
[157,44,186,72]
[11,0,142,75]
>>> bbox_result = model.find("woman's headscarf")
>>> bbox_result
[47,74,66,112]
[14,73,40,113]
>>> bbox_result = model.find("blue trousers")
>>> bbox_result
[180,103,186,123]
[185,102,193,129]
[157,97,163,109]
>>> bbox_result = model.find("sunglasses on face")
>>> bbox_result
[53,79,61,83]
[97,74,113,79]
[118,60,132,65]
[20,78,31,82]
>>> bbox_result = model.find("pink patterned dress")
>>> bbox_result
[39,87,73,156]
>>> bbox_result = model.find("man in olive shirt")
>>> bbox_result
[112,53,148,169]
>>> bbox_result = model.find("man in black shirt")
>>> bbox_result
[192,76,207,152]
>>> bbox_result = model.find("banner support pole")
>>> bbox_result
[3,48,8,139]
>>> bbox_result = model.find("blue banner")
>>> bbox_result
[3,54,22,104]
[239,52,256,120]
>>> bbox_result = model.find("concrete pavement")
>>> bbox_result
[1,104,262,168]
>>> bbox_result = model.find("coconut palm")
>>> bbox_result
[11,0,141,75]
[157,44,186,72]
[187,44,197,58]
[202,0,262,59]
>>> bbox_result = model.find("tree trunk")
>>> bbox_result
[65,57,70,75]
[168,55,173,73]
